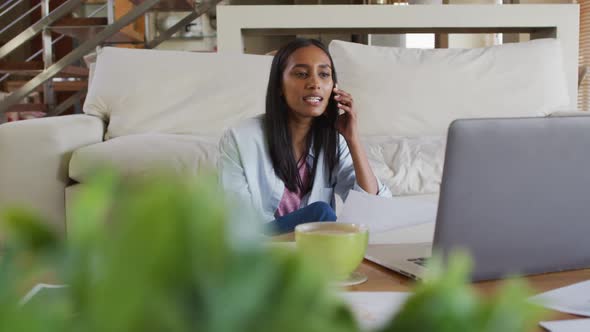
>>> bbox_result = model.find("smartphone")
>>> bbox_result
[333,83,346,116]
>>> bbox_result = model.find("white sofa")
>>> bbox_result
[0,38,574,237]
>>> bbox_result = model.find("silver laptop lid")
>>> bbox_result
[434,116,590,281]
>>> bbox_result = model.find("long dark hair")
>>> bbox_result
[264,38,340,194]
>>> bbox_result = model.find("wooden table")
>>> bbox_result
[275,234,590,330]
[354,260,590,331]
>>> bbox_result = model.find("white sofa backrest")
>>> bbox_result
[329,39,571,137]
[86,40,570,139]
[84,47,273,139]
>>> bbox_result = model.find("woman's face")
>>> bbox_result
[281,45,334,120]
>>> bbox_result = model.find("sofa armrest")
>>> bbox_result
[0,115,105,235]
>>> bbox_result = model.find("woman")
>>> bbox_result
[219,38,391,234]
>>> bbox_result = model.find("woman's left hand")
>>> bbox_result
[333,86,359,143]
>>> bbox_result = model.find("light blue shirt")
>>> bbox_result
[218,115,392,223]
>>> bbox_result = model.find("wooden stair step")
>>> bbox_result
[51,18,143,43]
[0,62,89,77]
[5,80,88,92]
[6,104,47,112]
[130,0,194,11]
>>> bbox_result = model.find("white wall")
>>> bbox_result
[447,0,500,48]
[503,0,575,44]
[369,0,442,47]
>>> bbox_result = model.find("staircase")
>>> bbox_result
[0,0,220,122]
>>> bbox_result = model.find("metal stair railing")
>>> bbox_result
[0,0,166,115]
[0,2,42,38]
[0,2,107,94]
[146,0,219,49]
[0,0,85,60]
[0,1,107,40]
[0,33,67,86]
[0,0,23,18]
[0,0,20,13]
[0,0,221,116]
[46,2,107,116]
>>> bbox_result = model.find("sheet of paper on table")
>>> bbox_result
[529,280,590,317]
[337,190,437,243]
[338,291,410,331]
[539,319,590,332]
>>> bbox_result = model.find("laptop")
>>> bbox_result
[365,116,590,281]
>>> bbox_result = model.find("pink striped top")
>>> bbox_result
[275,159,310,217]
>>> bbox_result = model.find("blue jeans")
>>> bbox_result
[267,201,337,235]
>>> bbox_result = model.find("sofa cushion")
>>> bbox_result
[69,134,219,182]
[363,136,445,196]
[84,47,273,139]
[68,131,444,196]
[330,39,571,137]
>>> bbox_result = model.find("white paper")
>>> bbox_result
[20,283,68,306]
[339,291,410,331]
[540,319,590,332]
[529,280,590,317]
[369,222,435,245]
[338,191,437,234]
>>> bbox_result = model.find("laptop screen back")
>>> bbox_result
[434,116,590,281]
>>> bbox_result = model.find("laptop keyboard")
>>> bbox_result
[408,257,428,267]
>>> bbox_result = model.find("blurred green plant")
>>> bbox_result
[0,169,544,332]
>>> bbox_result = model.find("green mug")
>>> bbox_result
[295,222,369,281]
